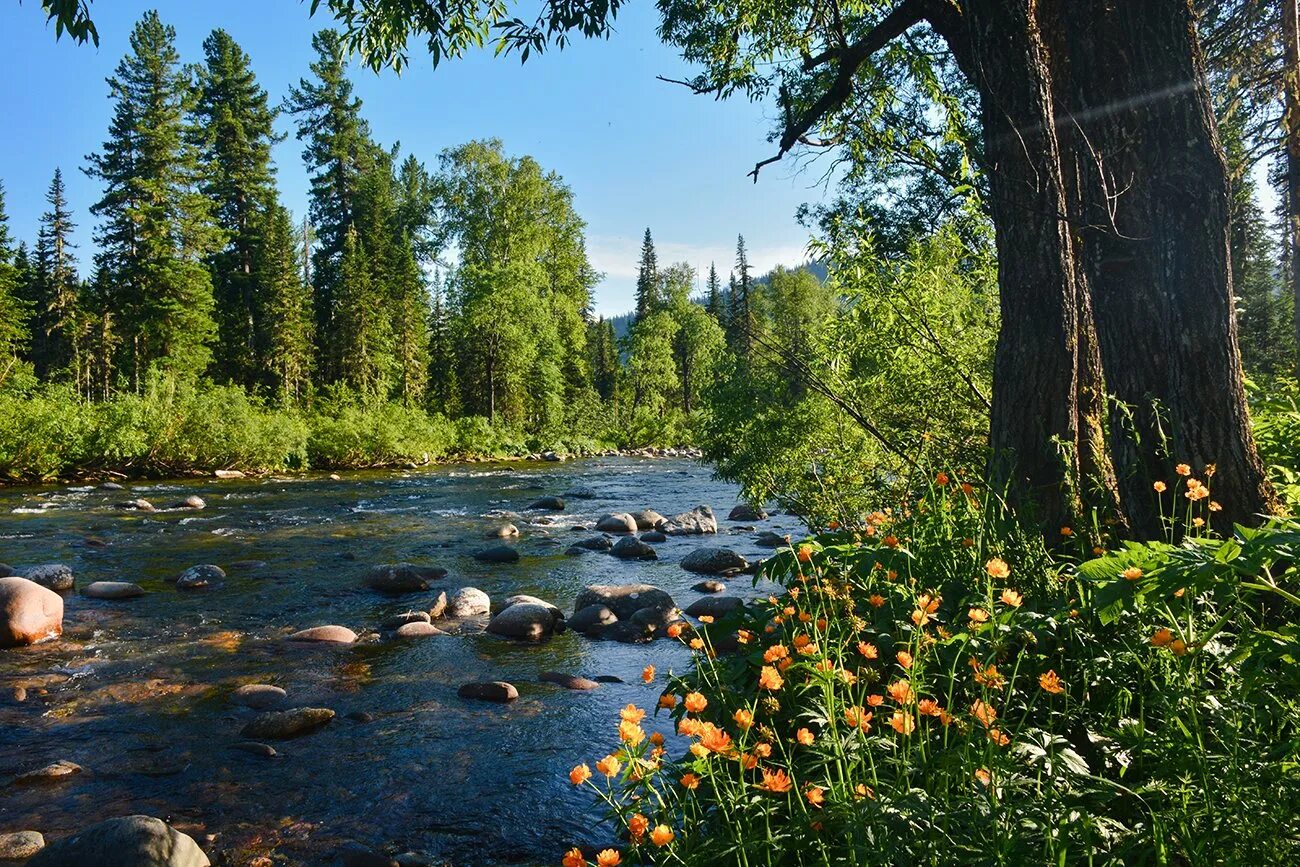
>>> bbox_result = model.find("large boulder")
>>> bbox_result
[684,596,746,619]
[447,587,491,618]
[630,604,683,637]
[664,505,718,536]
[0,577,63,648]
[23,564,74,592]
[610,536,658,561]
[473,545,520,564]
[527,496,566,511]
[177,564,224,590]
[728,503,768,522]
[680,547,749,575]
[83,581,146,600]
[27,815,209,867]
[487,602,561,640]
[568,604,618,635]
[457,681,518,702]
[363,563,444,593]
[754,531,789,549]
[485,523,519,538]
[287,625,357,644]
[570,535,613,552]
[629,509,666,530]
[240,707,334,739]
[574,584,675,621]
[595,513,638,534]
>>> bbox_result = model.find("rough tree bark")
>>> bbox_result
[1285,0,1300,379]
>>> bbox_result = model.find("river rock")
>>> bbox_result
[568,604,618,635]
[504,594,564,617]
[121,498,156,512]
[681,547,748,575]
[287,625,357,644]
[382,610,431,629]
[231,742,277,758]
[232,684,287,710]
[11,759,83,785]
[595,513,638,534]
[487,602,561,640]
[27,816,209,867]
[177,564,224,590]
[473,545,520,564]
[640,530,668,543]
[664,505,718,535]
[485,523,519,538]
[527,496,566,511]
[574,584,675,621]
[539,671,599,690]
[457,681,518,702]
[364,563,444,593]
[563,487,597,500]
[241,707,335,739]
[571,535,613,552]
[176,495,206,510]
[603,621,653,644]
[447,587,490,618]
[395,621,445,638]
[0,831,44,860]
[728,503,768,521]
[0,563,12,577]
[428,591,448,619]
[754,531,789,548]
[610,536,657,561]
[630,604,683,636]
[215,469,245,479]
[338,843,399,867]
[684,596,746,619]
[630,509,667,530]
[83,581,146,600]
[98,482,125,491]
[23,564,74,592]
[1,578,66,645]
[692,579,727,593]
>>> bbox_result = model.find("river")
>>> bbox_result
[0,456,798,865]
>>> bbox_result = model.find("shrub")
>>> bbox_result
[307,397,455,468]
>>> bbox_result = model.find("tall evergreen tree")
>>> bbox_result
[704,261,724,322]
[634,227,659,321]
[589,315,618,402]
[427,272,458,411]
[31,168,81,384]
[253,205,314,401]
[731,234,754,362]
[0,183,31,388]
[285,29,378,379]
[193,28,281,388]
[333,223,391,395]
[85,11,220,387]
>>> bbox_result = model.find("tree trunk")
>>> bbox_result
[1058,0,1277,534]
[1285,0,1300,379]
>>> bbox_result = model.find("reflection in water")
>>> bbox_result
[0,457,798,864]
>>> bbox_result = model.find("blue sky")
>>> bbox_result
[0,1,829,315]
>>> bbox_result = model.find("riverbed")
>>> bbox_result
[0,456,798,865]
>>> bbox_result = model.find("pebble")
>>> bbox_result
[82,581,146,600]
[0,831,45,860]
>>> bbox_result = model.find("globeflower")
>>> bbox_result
[797,546,813,563]
[759,666,784,691]
[563,847,585,867]
[889,710,915,735]
[641,665,655,683]
[986,558,1011,579]
[844,705,872,731]
[764,643,789,663]
[758,767,793,793]
[935,472,950,486]
[858,641,878,659]
[570,764,592,785]
[1000,588,1023,608]
[971,699,997,728]
[658,693,677,709]
[968,607,989,625]
[1150,628,1174,647]
[804,785,826,807]
[627,814,649,840]
[650,825,674,847]
[1122,566,1143,581]
[887,680,914,704]
[595,755,622,777]
[896,651,913,669]
[680,772,700,790]
[1038,670,1065,694]
[666,622,685,639]
[796,727,815,745]
[618,720,645,746]
[684,692,708,713]
[620,704,646,724]
[698,724,733,754]
[1153,481,1167,492]
[1175,463,1191,476]
[596,849,621,866]
[733,708,754,729]
[869,594,887,608]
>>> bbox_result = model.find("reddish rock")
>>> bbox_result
[0,576,64,648]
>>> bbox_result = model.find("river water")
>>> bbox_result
[0,457,797,865]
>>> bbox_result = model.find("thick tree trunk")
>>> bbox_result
[1058,0,1276,534]
[960,0,1116,530]
[1285,0,1300,379]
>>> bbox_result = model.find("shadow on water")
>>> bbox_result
[0,457,798,864]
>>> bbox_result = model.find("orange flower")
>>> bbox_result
[758,767,793,793]
[777,657,794,672]
[658,693,677,709]
[854,783,874,800]
[1209,501,1222,512]
[986,557,1011,579]
[962,537,975,548]
[641,665,655,683]
[882,535,899,548]
[796,727,815,745]
[971,699,997,728]
[887,680,914,704]
[570,763,592,785]
[1000,588,1023,608]
[689,637,705,651]
[828,519,841,530]
[911,608,931,627]
[1060,526,1073,537]
[1170,638,1188,656]
[869,594,887,608]
[618,720,646,746]
[935,472,950,486]
[650,731,665,747]
[844,706,872,731]
[666,622,685,639]
[563,848,585,867]
[797,546,813,563]
[866,693,884,707]
[596,849,621,867]
[857,641,878,659]
[759,666,784,691]
[974,767,991,787]
[699,615,715,624]
[988,728,1011,746]
[889,710,915,735]
[684,692,708,713]
[1122,566,1143,581]
[1175,463,1191,476]
[698,724,732,754]
[650,825,674,847]
[1153,480,1167,493]
[763,643,789,663]
[918,698,941,717]
[968,607,989,625]
[737,629,754,644]
[896,651,913,669]
[595,755,622,777]
[628,814,649,840]
[1150,628,1173,647]
[1185,484,1210,502]
[739,752,758,770]
[1038,670,1065,694]
[754,742,772,758]
[620,704,646,724]
[680,772,700,790]
[804,785,825,807]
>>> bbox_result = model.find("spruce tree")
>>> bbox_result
[427,272,458,411]
[85,11,220,387]
[0,183,31,387]
[704,261,724,322]
[333,224,390,395]
[193,28,281,388]
[634,227,659,321]
[731,235,754,362]
[32,168,81,383]
[253,205,314,401]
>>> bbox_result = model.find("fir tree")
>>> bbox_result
[193,28,281,388]
[253,205,314,401]
[427,272,458,411]
[333,224,391,395]
[32,168,81,383]
[0,183,31,387]
[704,261,724,322]
[634,226,659,321]
[85,10,220,387]
[731,235,754,362]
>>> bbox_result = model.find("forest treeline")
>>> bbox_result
[0,11,814,479]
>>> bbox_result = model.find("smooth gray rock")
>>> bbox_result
[603,621,653,644]
[681,547,749,575]
[485,523,519,538]
[574,584,675,621]
[640,530,668,543]
[121,498,156,512]
[82,581,146,600]
[664,505,718,535]
[728,503,768,521]
[754,531,789,548]
[684,596,746,619]
[0,576,63,647]
[382,610,431,629]
[27,816,209,867]
[527,496,565,511]
[473,545,520,564]
[486,602,560,640]
[231,742,277,758]
[428,591,448,619]
[98,482,125,491]
[457,681,518,702]
[570,535,613,552]
[629,509,666,530]
[363,563,445,593]
[177,564,223,590]
[630,605,683,637]
[563,487,597,500]
[286,625,357,644]
[231,684,286,710]
[692,579,727,593]
[568,604,618,635]
[240,707,334,739]
[176,495,206,510]
[0,830,45,860]
[394,621,445,638]
[595,513,638,534]
[23,564,74,592]
[447,587,490,618]
[610,535,657,561]
[539,671,599,690]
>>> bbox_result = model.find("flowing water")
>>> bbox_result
[0,457,797,865]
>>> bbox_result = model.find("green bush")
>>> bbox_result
[307,396,455,468]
